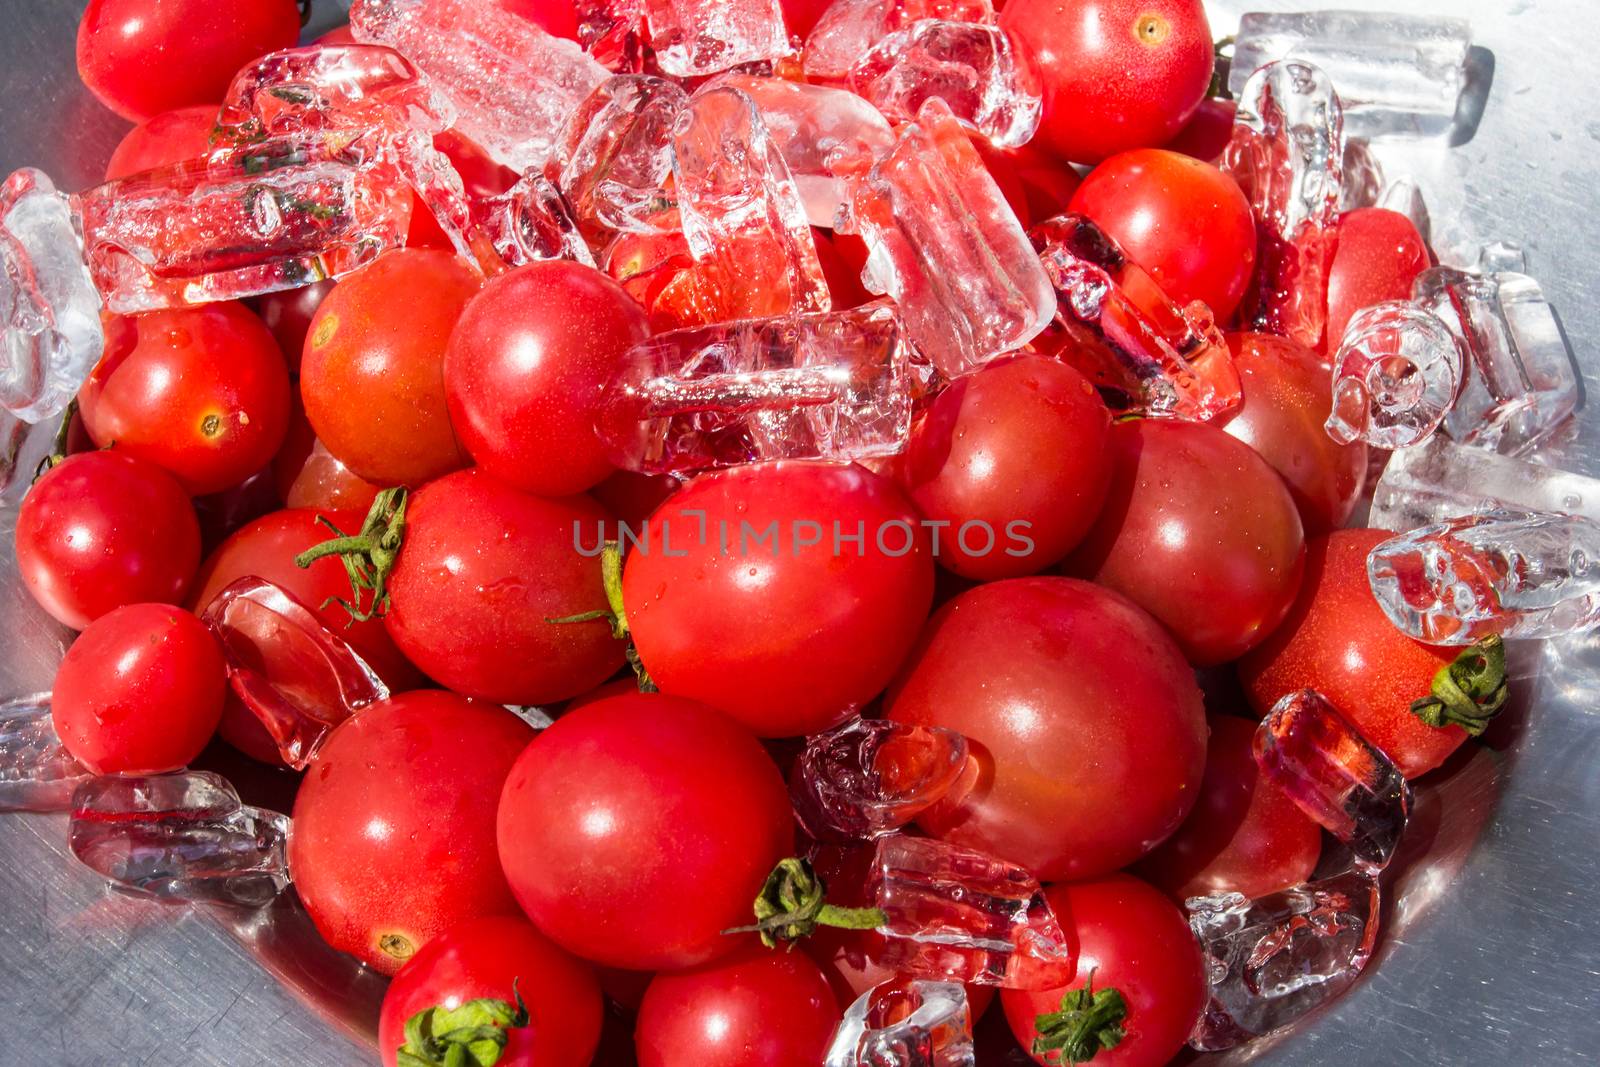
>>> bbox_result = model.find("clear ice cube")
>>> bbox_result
[790,716,970,842]
[803,0,996,86]
[1370,435,1600,533]
[1228,11,1471,141]
[824,980,975,1067]
[1376,175,1431,244]
[574,0,648,72]
[0,693,92,813]
[1325,300,1464,449]
[69,771,293,908]
[1254,689,1411,872]
[596,301,912,475]
[1474,240,1528,274]
[1186,870,1381,1051]
[644,0,790,77]
[470,170,595,269]
[547,74,686,239]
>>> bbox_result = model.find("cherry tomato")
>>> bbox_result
[300,249,478,487]
[378,916,603,1067]
[1066,420,1306,666]
[270,398,383,515]
[1220,332,1367,535]
[886,577,1206,881]
[1068,148,1256,319]
[779,0,833,39]
[1162,97,1237,164]
[1325,207,1432,351]
[496,692,792,970]
[589,469,681,529]
[444,262,649,497]
[1134,714,1322,900]
[76,0,301,121]
[813,229,872,309]
[16,451,200,630]
[79,303,291,496]
[1239,530,1465,778]
[496,0,581,38]
[604,230,706,332]
[635,948,839,1067]
[624,461,935,738]
[51,603,226,775]
[1001,0,1214,164]
[290,691,534,976]
[103,104,218,181]
[902,354,1113,580]
[250,280,336,374]
[989,141,1085,223]
[384,469,624,704]
[1001,875,1207,1067]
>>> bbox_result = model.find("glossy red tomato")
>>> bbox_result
[1220,332,1367,535]
[1002,875,1207,1067]
[16,451,200,630]
[103,104,218,181]
[1066,420,1306,666]
[903,355,1113,580]
[76,0,300,121]
[378,916,603,1067]
[79,303,291,496]
[1068,148,1256,319]
[989,141,1085,223]
[270,398,383,515]
[496,0,581,38]
[1162,97,1237,163]
[251,280,336,374]
[1134,714,1322,900]
[1239,530,1466,778]
[52,603,226,774]
[1325,207,1432,351]
[779,0,833,38]
[1001,0,1214,164]
[635,948,839,1067]
[496,692,792,970]
[444,262,649,497]
[290,692,533,975]
[813,228,872,309]
[624,462,935,738]
[384,469,624,704]
[590,469,681,528]
[300,249,478,487]
[886,577,1207,881]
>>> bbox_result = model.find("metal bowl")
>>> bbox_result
[2,1,1598,1064]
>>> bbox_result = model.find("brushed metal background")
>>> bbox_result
[1,1,1597,1065]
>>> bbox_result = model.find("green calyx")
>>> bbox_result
[1209,36,1236,100]
[31,397,78,482]
[546,542,656,692]
[397,981,529,1067]
[293,487,408,623]
[1031,972,1129,1065]
[724,857,886,949]
[1410,635,1510,737]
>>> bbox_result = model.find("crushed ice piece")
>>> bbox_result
[643,0,790,77]
[1369,435,1600,533]
[790,716,970,841]
[1325,300,1464,450]
[0,693,92,813]
[548,74,686,239]
[823,980,975,1067]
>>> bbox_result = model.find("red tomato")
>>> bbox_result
[636,948,838,1067]
[1325,207,1432,351]
[1162,97,1237,163]
[589,469,681,528]
[289,692,534,975]
[17,452,200,630]
[495,0,581,38]
[378,916,603,1067]
[1001,0,1214,164]
[1134,714,1322,900]
[903,355,1113,580]
[51,603,226,775]
[1239,530,1466,778]
[79,303,292,496]
[496,692,792,970]
[104,104,218,181]
[300,249,478,487]
[270,398,383,515]
[624,462,935,738]
[384,470,624,704]
[1002,875,1207,1067]
[812,228,872,309]
[886,577,1207,881]
[1068,148,1256,319]
[1066,420,1306,666]
[972,133,1033,228]
[250,280,336,374]
[604,230,706,332]
[1221,332,1367,535]
[444,262,649,497]
[990,141,1085,223]
[76,0,300,121]
[779,0,833,39]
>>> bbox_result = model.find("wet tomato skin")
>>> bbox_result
[378,916,603,1067]
[270,398,384,515]
[104,104,218,181]
[1325,207,1432,351]
[289,691,534,976]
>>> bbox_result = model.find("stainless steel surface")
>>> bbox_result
[1,2,1597,1065]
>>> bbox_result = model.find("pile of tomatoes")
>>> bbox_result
[10,0,1483,1065]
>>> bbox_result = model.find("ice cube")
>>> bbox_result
[68,771,293,908]
[803,0,996,86]
[1367,508,1600,644]
[1254,690,1410,872]
[1370,436,1600,533]
[1225,60,1344,349]
[1376,175,1431,244]
[790,716,970,842]
[1228,11,1471,141]
[470,170,595,269]
[596,302,912,475]
[824,980,975,1067]
[1029,213,1241,422]
[548,74,686,239]
[841,96,1053,377]
[643,0,790,76]
[1474,240,1527,274]
[0,693,92,813]
[1186,870,1381,1051]
[1325,300,1464,449]
[574,0,648,72]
